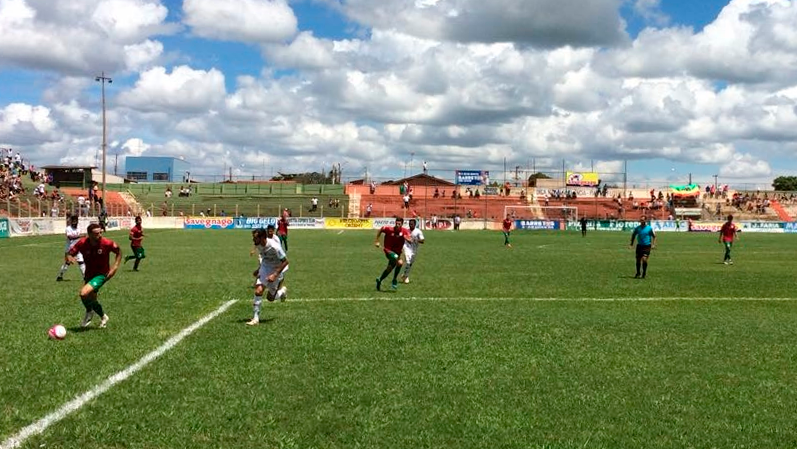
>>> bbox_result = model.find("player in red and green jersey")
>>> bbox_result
[374,217,411,290]
[502,215,513,247]
[67,223,122,328]
[277,214,289,252]
[124,215,146,271]
[719,214,740,265]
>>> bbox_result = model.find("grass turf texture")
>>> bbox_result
[2,229,797,448]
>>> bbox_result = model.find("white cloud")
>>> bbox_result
[339,0,628,47]
[0,0,175,75]
[719,152,772,178]
[183,0,297,43]
[124,39,164,70]
[117,65,227,113]
[263,32,336,69]
[633,0,669,26]
[91,0,171,43]
[0,103,57,144]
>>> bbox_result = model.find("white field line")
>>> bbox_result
[288,296,797,302]
[1,299,237,449]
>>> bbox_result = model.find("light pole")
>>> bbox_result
[95,72,112,210]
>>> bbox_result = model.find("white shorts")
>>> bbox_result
[404,250,416,265]
[256,266,288,296]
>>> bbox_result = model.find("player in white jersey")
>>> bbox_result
[57,215,85,281]
[401,218,425,284]
[247,225,289,326]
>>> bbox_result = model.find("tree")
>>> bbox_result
[527,172,551,187]
[772,176,797,191]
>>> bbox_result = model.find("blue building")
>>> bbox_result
[125,156,190,183]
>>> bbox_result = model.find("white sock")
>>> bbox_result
[253,296,262,320]
[276,287,286,300]
[58,264,68,277]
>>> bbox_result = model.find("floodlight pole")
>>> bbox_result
[95,72,112,210]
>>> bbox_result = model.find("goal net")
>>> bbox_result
[504,205,579,221]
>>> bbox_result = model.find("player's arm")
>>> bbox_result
[651,230,657,249]
[629,229,637,247]
[374,229,384,247]
[107,244,122,280]
[718,225,724,243]
[66,242,80,265]
[266,257,288,282]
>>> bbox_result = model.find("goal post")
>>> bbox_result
[504,205,579,221]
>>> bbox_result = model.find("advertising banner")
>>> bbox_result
[325,218,373,229]
[741,222,784,233]
[7,218,55,236]
[234,217,279,229]
[183,217,235,229]
[566,172,599,187]
[688,221,723,232]
[784,222,797,234]
[372,218,397,229]
[649,220,688,232]
[515,220,559,230]
[483,186,499,195]
[594,220,640,232]
[455,170,489,185]
[0,218,8,238]
[288,217,325,229]
[425,219,453,230]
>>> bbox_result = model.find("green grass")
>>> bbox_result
[2,230,797,448]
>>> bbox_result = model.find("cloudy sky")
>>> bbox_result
[1,0,796,187]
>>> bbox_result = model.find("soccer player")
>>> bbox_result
[719,214,740,265]
[57,215,85,281]
[277,213,289,252]
[629,216,656,279]
[580,217,588,237]
[502,214,513,247]
[124,215,146,271]
[247,226,289,326]
[67,223,121,328]
[374,217,411,290]
[401,218,425,284]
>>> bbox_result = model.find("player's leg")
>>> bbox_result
[402,252,415,282]
[280,235,288,252]
[57,253,70,281]
[391,259,403,289]
[76,252,85,276]
[133,247,145,271]
[634,247,642,278]
[377,252,398,291]
[503,231,510,246]
[79,276,108,327]
[248,277,266,325]
[724,241,732,264]
[641,254,649,278]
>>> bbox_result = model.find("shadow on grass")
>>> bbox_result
[66,326,98,333]
[235,317,276,325]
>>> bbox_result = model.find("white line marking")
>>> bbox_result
[288,296,797,302]
[1,299,237,449]
[337,230,345,235]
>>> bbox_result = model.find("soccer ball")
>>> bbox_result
[48,324,67,340]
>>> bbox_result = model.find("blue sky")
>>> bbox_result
[1,0,796,188]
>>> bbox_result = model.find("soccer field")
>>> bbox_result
[2,229,797,448]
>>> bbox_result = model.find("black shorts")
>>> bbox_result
[636,245,651,258]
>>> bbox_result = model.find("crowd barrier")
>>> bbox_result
[1,216,796,238]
